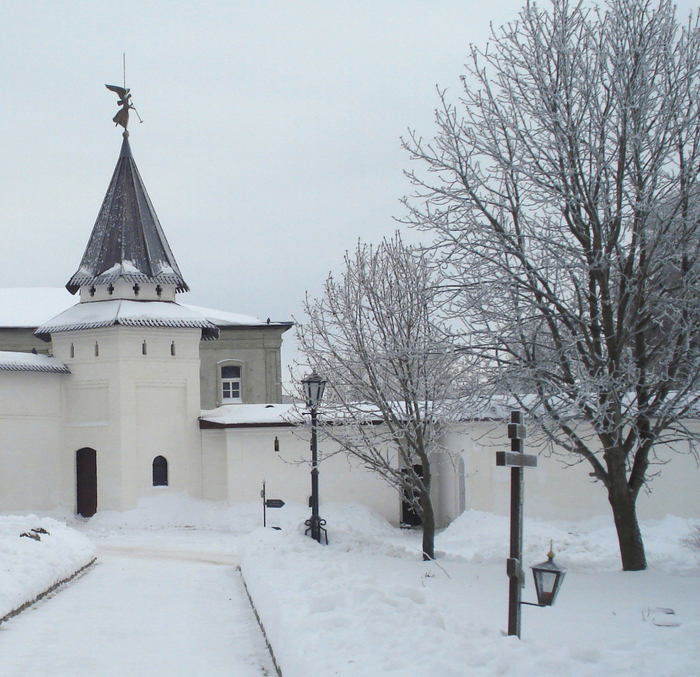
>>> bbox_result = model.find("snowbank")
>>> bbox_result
[79,492,319,537]
[437,510,700,572]
[240,506,700,677]
[0,516,96,621]
[240,527,468,677]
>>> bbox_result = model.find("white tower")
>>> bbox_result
[36,131,217,515]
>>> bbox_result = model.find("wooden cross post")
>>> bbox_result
[496,410,537,638]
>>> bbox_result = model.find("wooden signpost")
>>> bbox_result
[496,410,537,638]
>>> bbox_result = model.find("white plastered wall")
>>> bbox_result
[437,421,700,523]
[54,325,204,512]
[201,425,401,524]
[0,370,63,512]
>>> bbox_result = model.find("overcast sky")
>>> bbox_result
[1,0,698,370]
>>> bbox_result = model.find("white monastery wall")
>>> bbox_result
[0,371,63,511]
[439,421,700,523]
[200,426,400,524]
[201,430,228,501]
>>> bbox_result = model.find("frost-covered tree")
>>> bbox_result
[297,235,470,560]
[403,0,700,570]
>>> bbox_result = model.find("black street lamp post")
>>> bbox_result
[302,372,328,545]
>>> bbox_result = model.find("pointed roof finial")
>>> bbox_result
[105,84,134,130]
[105,73,143,131]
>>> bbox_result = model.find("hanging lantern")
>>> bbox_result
[301,372,326,409]
[531,544,567,607]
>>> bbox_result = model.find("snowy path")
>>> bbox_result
[0,536,276,677]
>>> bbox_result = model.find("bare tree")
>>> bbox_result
[296,235,469,560]
[403,0,700,570]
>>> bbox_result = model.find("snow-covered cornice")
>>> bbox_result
[34,299,219,342]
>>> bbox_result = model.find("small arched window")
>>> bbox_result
[152,456,168,487]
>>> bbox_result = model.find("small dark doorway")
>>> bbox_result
[76,448,97,517]
[152,456,168,486]
[401,464,424,527]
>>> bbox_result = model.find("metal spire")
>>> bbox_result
[65,83,187,295]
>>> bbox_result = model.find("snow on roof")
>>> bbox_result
[0,289,290,330]
[100,261,144,276]
[35,299,219,340]
[0,351,70,374]
[200,403,298,427]
[184,304,291,328]
[184,304,262,326]
[200,400,510,428]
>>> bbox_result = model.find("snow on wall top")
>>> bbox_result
[198,400,514,427]
[198,398,586,428]
[200,403,297,426]
[34,299,219,341]
[184,303,291,328]
[0,351,70,374]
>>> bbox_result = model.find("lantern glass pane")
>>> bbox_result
[302,373,326,408]
[536,570,557,594]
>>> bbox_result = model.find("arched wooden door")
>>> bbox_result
[76,448,97,517]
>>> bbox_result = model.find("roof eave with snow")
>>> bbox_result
[0,351,70,374]
[34,299,220,342]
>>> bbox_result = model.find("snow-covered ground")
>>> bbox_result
[1,495,698,677]
[240,504,700,677]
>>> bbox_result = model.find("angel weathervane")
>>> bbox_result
[105,83,143,130]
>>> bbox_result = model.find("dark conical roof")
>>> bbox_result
[66,134,189,295]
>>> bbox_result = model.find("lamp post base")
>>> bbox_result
[305,515,328,545]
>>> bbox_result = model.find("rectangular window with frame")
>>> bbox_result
[221,365,242,402]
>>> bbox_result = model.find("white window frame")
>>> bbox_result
[220,363,243,403]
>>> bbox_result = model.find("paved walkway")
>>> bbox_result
[0,538,276,677]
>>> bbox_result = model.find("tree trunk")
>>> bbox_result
[607,482,647,571]
[420,491,436,561]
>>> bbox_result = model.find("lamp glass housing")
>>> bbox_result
[302,372,326,409]
[531,556,566,606]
